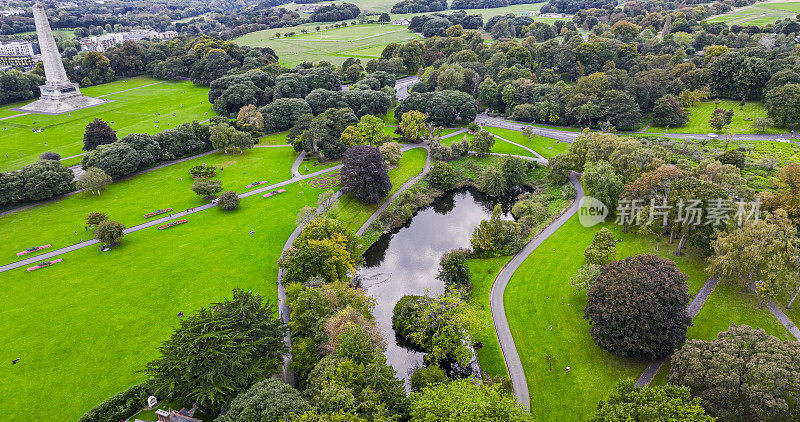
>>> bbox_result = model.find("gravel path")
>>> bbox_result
[490,172,583,409]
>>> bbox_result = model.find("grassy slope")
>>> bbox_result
[504,216,788,420]
[644,99,781,135]
[234,24,420,68]
[707,1,800,25]
[0,76,214,171]
[483,126,571,158]
[0,147,297,264]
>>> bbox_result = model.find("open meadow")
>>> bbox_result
[644,99,785,135]
[707,1,800,26]
[234,23,421,67]
[0,76,214,171]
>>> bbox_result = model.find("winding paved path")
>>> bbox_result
[490,172,583,409]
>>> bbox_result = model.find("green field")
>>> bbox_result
[484,126,571,158]
[504,216,789,420]
[645,99,783,135]
[0,76,214,171]
[234,23,421,67]
[707,1,800,26]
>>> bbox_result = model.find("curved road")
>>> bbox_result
[490,172,583,409]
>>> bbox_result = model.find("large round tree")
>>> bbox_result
[669,324,800,421]
[82,118,117,151]
[341,145,391,204]
[584,254,691,358]
[216,378,310,422]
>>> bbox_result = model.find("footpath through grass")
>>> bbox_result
[0,76,214,171]
[0,147,297,264]
[644,99,783,135]
[504,215,788,420]
[484,126,571,158]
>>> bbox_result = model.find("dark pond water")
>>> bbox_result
[358,188,515,384]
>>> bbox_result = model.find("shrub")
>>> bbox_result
[39,151,61,160]
[584,254,692,358]
[569,263,601,293]
[191,178,223,198]
[189,164,217,178]
[471,204,525,256]
[216,378,310,422]
[428,161,458,190]
[437,249,471,288]
[86,211,108,226]
[561,183,576,199]
[429,139,452,161]
[409,365,448,393]
[478,167,508,197]
[451,136,469,157]
[217,191,240,211]
[583,228,616,265]
[716,149,745,169]
[77,382,149,422]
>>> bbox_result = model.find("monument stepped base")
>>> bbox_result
[13,95,109,115]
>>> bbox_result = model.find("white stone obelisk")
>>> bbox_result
[15,2,107,114]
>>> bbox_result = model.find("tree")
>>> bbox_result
[261,98,313,132]
[760,163,800,225]
[94,220,125,244]
[471,204,525,256]
[399,110,427,143]
[280,218,359,285]
[652,96,689,127]
[191,178,223,198]
[340,125,364,148]
[86,211,108,226]
[715,149,745,169]
[216,378,310,422]
[437,249,471,288]
[600,90,641,131]
[584,254,692,358]
[570,263,601,293]
[355,114,385,146]
[751,117,773,134]
[77,167,111,195]
[211,123,254,154]
[471,130,495,157]
[582,161,624,214]
[0,172,23,205]
[146,289,287,412]
[583,228,616,265]
[341,145,391,204]
[590,379,714,422]
[18,159,74,201]
[709,108,733,132]
[765,83,800,127]
[120,133,161,168]
[670,324,800,421]
[409,378,531,422]
[236,104,264,134]
[217,191,240,211]
[379,142,402,166]
[82,118,117,151]
[378,12,390,23]
[81,142,141,178]
[707,209,799,304]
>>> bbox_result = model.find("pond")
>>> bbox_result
[358,187,515,385]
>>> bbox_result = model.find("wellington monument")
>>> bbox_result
[15,2,107,114]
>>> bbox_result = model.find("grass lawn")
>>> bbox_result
[0,76,214,171]
[257,131,291,145]
[484,126,571,158]
[707,1,800,25]
[442,131,542,158]
[504,215,789,420]
[644,99,782,135]
[0,172,322,421]
[234,24,420,67]
[469,257,512,379]
[332,147,427,233]
[0,147,297,265]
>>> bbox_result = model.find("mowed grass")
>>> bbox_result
[333,147,427,233]
[707,1,800,25]
[484,126,571,158]
[0,172,322,421]
[0,147,297,265]
[504,215,789,420]
[442,130,542,158]
[645,99,781,135]
[234,24,421,67]
[0,76,214,171]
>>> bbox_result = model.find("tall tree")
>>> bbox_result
[341,145,392,204]
[409,378,531,422]
[77,167,112,195]
[590,379,714,422]
[83,118,117,151]
[146,289,287,412]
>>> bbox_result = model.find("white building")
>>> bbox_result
[0,41,37,56]
[0,8,25,16]
[392,18,411,25]
[80,30,179,52]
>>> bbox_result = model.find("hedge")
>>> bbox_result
[77,382,150,422]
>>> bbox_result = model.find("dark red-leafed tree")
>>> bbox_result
[83,118,117,151]
[341,145,391,204]
[584,254,692,358]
